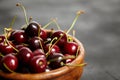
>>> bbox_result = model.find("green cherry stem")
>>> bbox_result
[65,63,87,67]
[72,30,75,38]
[49,55,75,62]
[3,63,15,73]
[29,16,33,23]
[42,20,54,29]
[0,53,4,57]
[9,15,17,28]
[16,3,29,25]
[4,28,19,52]
[46,37,58,57]
[52,18,61,30]
[66,10,84,34]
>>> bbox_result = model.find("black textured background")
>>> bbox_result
[0,0,120,80]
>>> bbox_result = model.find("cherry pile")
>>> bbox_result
[0,3,85,74]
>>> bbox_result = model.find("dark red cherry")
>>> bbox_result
[63,42,78,55]
[40,29,48,40]
[0,42,15,55]
[32,49,45,58]
[15,44,26,50]
[25,21,41,37]
[10,30,28,44]
[29,56,47,73]
[28,37,44,51]
[17,47,33,65]
[44,44,60,55]
[0,35,5,43]
[51,30,67,47]
[1,54,18,72]
[48,53,65,69]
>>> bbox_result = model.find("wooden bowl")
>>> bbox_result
[0,31,85,80]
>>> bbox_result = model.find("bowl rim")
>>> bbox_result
[0,30,85,79]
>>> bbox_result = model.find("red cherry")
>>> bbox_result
[40,29,48,40]
[10,30,28,44]
[0,35,5,43]
[63,42,78,55]
[64,54,75,63]
[1,54,18,72]
[0,42,15,55]
[51,30,67,47]
[32,49,46,58]
[44,44,60,55]
[29,56,47,73]
[17,47,33,65]
[15,44,26,50]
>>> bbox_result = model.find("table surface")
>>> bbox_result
[0,0,120,80]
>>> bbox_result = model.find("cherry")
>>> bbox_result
[0,42,15,55]
[10,30,28,44]
[40,29,48,40]
[0,35,5,43]
[15,44,26,50]
[29,56,47,73]
[63,42,79,55]
[44,44,60,55]
[1,54,18,72]
[51,30,67,47]
[28,37,44,51]
[47,53,65,69]
[25,21,41,37]
[17,47,33,65]
[64,54,75,64]
[32,49,45,58]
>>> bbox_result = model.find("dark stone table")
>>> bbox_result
[0,0,120,80]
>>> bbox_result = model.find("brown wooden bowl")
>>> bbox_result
[0,30,85,80]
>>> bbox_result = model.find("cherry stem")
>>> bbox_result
[42,20,54,29]
[73,30,75,38]
[4,28,19,52]
[54,33,64,45]
[3,63,15,73]
[46,37,58,57]
[66,10,84,34]
[65,63,87,67]
[40,40,44,52]
[49,55,75,62]
[9,15,17,28]
[52,18,61,30]
[16,3,29,25]
[0,53,4,57]
[29,16,33,23]
[46,33,64,56]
